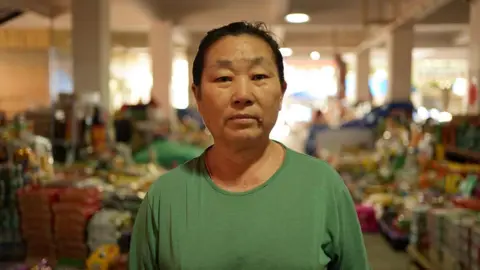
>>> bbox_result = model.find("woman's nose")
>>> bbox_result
[231,77,254,107]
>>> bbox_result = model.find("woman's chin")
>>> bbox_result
[224,128,264,142]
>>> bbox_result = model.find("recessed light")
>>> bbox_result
[285,13,310,24]
[310,51,321,60]
[280,47,293,57]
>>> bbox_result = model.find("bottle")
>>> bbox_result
[91,105,107,154]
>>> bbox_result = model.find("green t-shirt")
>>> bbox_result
[129,146,370,270]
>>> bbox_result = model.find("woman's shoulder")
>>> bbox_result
[285,148,345,190]
[147,156,205,196]
[286,148,337,174]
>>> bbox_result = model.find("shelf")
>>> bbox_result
[406,245,434,270]
[445,146,480,162]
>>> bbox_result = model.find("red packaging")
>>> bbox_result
[22,223,53,235]
[26,242,56,257]
[53,203,100,220]
[18,204,52,216]
[355,205,378,233]
[22,231,55,242]
[56,243,89,260]
[54,230,85,242]
[19,211,53,222]
[59,188,101,204]
[54,220,87,233]
[17,187,62,203]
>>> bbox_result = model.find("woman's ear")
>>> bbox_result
[191,84,200,101]
[281,81,287,94]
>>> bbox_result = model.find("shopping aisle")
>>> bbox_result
[364,234,409,270]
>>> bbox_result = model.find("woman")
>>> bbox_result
[129,21,370,270]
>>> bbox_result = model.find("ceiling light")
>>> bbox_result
[310,51,321,60]
[280,47,293,57]
[285,13,310,24]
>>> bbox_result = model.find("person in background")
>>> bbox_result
[312,109,327,125]
[129,21,370,270]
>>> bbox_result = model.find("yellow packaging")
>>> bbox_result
[86,244,120,270]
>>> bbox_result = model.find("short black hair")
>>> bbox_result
[192,21,285,88]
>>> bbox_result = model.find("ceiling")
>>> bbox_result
[0,0,473,60]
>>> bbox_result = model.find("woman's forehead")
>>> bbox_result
[204,35,276,65]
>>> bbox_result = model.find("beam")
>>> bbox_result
[0,0,65,17]
[453,30,470,46]
[0,29,151,50]
[356,0,455,52]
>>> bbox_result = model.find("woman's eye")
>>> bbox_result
[214,76,232,83]
[252,74,268,81]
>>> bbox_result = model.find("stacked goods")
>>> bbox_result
[409,205,430,251]
[17,187,60,261]
[24,108,53,139]
[458,215,477,270]
[87,209,132,252]
[427,208,450,265]
[53,187,101,261]
[0,165,24,260]
[442,211,475,270]
[472,225,480,270]
[103,190,143,219]
[436,115,480,162]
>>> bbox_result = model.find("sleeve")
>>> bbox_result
[129,194,160,269]
[328,182,371,270]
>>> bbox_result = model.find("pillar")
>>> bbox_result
[355,49,371,102]
[466,0,480,114]
[149,20,174,121]
[187,50,197,108]
[385,23,414,102]
[72,0,110,110]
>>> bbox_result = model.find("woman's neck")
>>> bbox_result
[206,139,282,186]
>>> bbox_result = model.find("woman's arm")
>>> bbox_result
[129,194,160,269]
[328,182,371,270]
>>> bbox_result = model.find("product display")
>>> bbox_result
[1,89,479,270]
[0,105,171,268]
[328,113,480,270]
[54,188,101,261]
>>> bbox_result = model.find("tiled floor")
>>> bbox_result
[364,234,410,270]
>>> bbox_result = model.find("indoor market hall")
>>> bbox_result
[1,0,480,269]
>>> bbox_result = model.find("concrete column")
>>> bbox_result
[355,49,371,102]
[466,0,480,114]
[187,51,197,108]
[170,46,189,110]
[72,0,110,110]
[149,20,174,121]
[385,23,414,103]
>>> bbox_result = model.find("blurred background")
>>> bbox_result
[0,0,480,269]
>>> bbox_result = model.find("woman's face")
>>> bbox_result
[193,34,286,144]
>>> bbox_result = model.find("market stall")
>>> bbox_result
[0,109,166,269]
[325,112,480,270]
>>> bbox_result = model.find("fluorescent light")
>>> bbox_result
[310,51,321,60]
[285,13,310,24]
[279,47,293,57]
